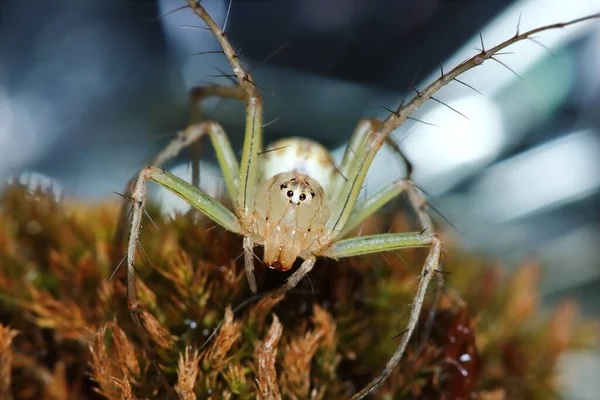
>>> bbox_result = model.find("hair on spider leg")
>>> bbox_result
[429,96,469,120]
[409,184,462,235]
[142,207,160,231]
[389,328,410,341]
[492,51,515,56]
[388,303,418,332]
[112,190,132,201]
[108,255,127,282]
[408,83,423,97]
[527,37,556,57]
[378,105,439,129]
[490,56,523,79]
[257,144,292,156]
[240,76,273,95]
[478,29,486,53]
[187,49,225,57]
[176,24,211,32]
[261,116,281,129]
[207,68,239,85]
[136,239,155,268]
[151,3,190,21]
[435,268,453,275]
[248,42,291,74]
[453,77,483,96]
[222,0,233,32]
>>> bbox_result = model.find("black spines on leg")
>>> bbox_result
[429,96,469,120]
[154,4,189,21]
[378,105,438,128]
[188,49,226,57]
[490,56,522,79]
[453,77,483,95]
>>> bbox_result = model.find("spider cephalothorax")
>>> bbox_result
[118,2,599,398]
[255,172,329,271]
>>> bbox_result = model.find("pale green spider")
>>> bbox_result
[122,2,600,398]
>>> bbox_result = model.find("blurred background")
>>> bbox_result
[1,0,599,395]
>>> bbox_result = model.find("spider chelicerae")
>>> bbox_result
[117,2,599,398]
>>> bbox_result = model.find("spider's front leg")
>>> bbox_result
[126,165,242,311]
[185,0,263,221]
[185,1,265,291]
[125,165,242,391]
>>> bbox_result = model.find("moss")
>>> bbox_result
[0,182,598,399]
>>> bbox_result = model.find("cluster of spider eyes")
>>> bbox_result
[280,183,315,202]
[287,190,306,201]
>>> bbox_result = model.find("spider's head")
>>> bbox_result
[266,173,328,228]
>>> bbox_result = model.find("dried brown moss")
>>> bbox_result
[0,182,598,399]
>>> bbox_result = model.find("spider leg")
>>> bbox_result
[336,178,423,239]
[125,166,241,391]
[186,0,263,224]
[326,12,600,240]
[329,118,377,194]
[326,172,439,398]
[273,251,317,296]
[112,85,244,260]
[127,166,241,317]
[150,121,240,202]
[187,85,245,189]
[243,236,258,293]
[333,119,413,194]
[322,232,441,399]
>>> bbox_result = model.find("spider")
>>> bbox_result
[120,2,599,398]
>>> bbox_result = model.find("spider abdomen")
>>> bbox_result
[259,137,335,191]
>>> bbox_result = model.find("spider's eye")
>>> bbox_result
[299,193,306,201]
[287,190,294,198]
[280,184,288,190]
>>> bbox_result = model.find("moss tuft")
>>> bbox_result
[0,182,598,399]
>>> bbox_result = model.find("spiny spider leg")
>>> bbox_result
[324,231,442,400]
[330,118,413,200]
[330,118,377,194]
[187,84,245,189]
[341,181,439,399]
[184,1,265,291]
[331,13,600,399]
[337,178,425,239]
[152,121,240,200]
[112,83,244,261]
[125,166,242,393]
[326,12,600,239]
[185,0,264,223]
